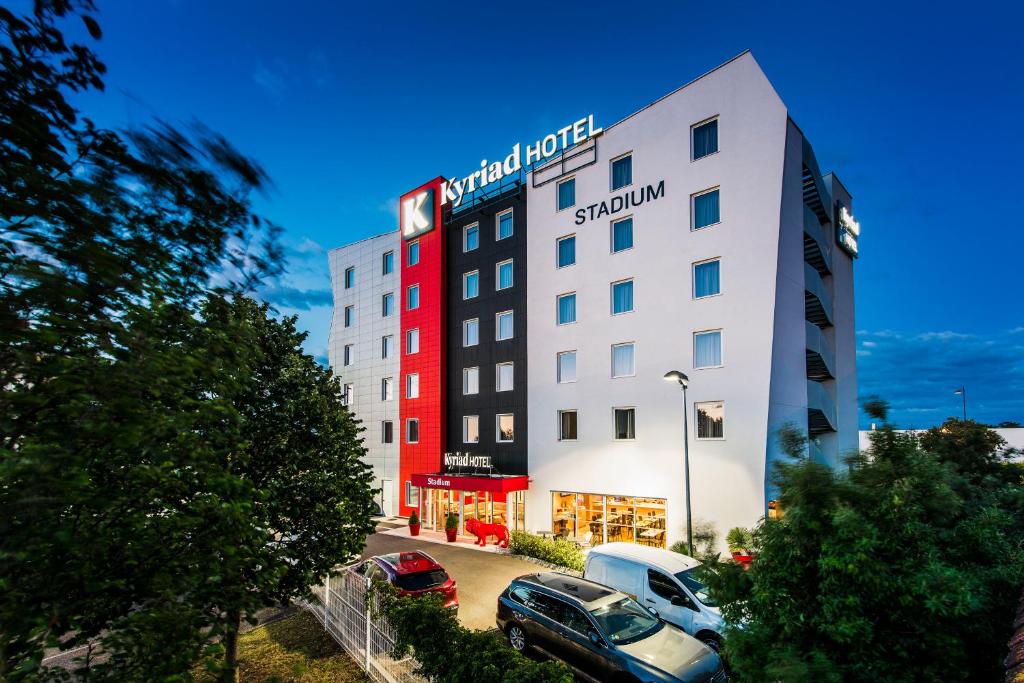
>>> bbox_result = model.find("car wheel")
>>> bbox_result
[699,634,722,652]
[507,624,527,652]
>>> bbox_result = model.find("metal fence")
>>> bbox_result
[301,570,425,683]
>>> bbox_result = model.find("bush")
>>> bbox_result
[725,527,753,555]
[408,509,419,526]
[508,531,584,573]
[669,518,720,562]
[445,512,459,531]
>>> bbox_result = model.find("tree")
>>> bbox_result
[919,417,1020,485]
[706,403,1024,681]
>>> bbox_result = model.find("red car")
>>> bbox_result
[352,551,458,609]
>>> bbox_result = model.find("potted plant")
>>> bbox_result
[408,509,420,537]
[444,512,459,542]
[726,526,754,569]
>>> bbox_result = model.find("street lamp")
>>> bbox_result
[664,370,692,555]
[954,386,967,421]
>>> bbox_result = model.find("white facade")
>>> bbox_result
[328,232,401,516]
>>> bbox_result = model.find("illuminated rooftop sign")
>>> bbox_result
[837,205,860,257]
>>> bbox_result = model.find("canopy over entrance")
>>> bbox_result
[410,472,529,495]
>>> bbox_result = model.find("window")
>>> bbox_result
[496,259,513,290]
[463,319,479,347]
[496,362,514,392]
[611,153,633,190]
[497,413,514,442]
[693,259,721,298]
[648,569,688,603]
[382,335,394,359]
[557,178,575,210]
[558,410,578,441]
[557,351,577,383]
[696,401,724,439]
[496,311,513,341]
[611,342,635,378]
[611,279,634,315]
[463,416,479,443]
[692,118,719,160]
[497,208,514,240]
[611,216,633,253]
[463,223,479,252]
[694,330,722,368]
[406,328,419,354]
[463,367,479,395]
[382,420,393,444]
[463,271,479,299]
[407,240,420,266]
[406,419,419,444]
[344,305,355,327]
[381,377,393,401]
[557,292,577,325]
[382,250,394,275]
[407,284,420,310]
[343,344,354,366]
[557,234,576,268]
[382,293,394,317]
[406,373,419,399]
[614,407,636,440]
[343,383,354,406]
[344,266,355,289]
[692,188,720,229]
[406,481,419,507]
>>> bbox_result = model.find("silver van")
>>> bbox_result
[584,543,725,650]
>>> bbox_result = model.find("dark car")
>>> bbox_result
[351,551,458,609]
[497,572,724,683]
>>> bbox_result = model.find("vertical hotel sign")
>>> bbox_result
[398,177,446,516]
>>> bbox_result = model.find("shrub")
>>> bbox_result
[445,513,459,531]
[508,531,584,573]
[669,518,720,562]
[408,509,419,526]
[725,527,753,555]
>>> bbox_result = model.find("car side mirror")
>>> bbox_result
[588,631,604,647]
[647,606,660,619]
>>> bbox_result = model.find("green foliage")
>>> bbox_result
[445,512,459,531]
[508,531,584,573]
[669,518,720,562]
[704,413,1024,682]
[725,527,753,555]
[377,584,572,683]
[408,509,420,526]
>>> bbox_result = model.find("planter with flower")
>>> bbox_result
[445,513,459,542]
[408,509,421,536]
[726,526,754,569]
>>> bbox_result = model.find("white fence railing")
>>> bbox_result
[301,570,425,683]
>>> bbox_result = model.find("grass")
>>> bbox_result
[194,610,368,682]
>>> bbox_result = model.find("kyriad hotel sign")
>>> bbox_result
[401,115,602,239]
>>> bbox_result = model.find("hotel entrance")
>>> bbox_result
[411,473,528,537]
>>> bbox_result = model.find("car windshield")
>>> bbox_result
[588,597,663,645]
[394,569,448,592]
[675,566,717,607]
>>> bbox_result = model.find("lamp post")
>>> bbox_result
[664,370,692,554]
[954,386,967,421]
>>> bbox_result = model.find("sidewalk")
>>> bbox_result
[379,525,511,555]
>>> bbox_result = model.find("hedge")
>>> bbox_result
[508,531,584,573]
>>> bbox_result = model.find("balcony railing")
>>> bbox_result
[804,204,832,276]
[805,320,836,381]
[807,379,837,435]
[804,263,834,328]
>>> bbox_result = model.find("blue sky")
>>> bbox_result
[69,0,1022,428]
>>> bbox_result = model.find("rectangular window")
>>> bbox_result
[496,413,514,443]
[611,342,635,378]
[693,259,721,298]
[343,344,354,366]
[692,188,720,229]
[463,319,479,347]
[611,216,633,253]
[406,481,419,507]
[611,153,633,190]
[381,377,393,401]
[694,330,723,368]
[557,292,577,325]
[696,401,725,439]
[406,418,419,444]
[406,373,419,399]
[557,178,576,210]
[464,223,479,252]
[497,208,514,240]
[343,383,354,406]
[496,310,513,341]
[611,279,634,315]
[496,362,514,392]
[406,328,419,354]
[558,410,578,441]
[382,335,394,359]
[557,234,576,268]
[463,415,479,444]
[496,259,513,290]
[382,293,394,317]
[692,118,719,160]
[407,284,420,310]
[614,407,636,440]
[407,240,420,266]
[463,367,479,395]
[382,420,393,444]
[344,305,355,327]
[557,351,577,383]
[382,251,394,275]
[463,271,479,299]
[344,266,355,289]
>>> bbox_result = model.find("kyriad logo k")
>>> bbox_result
[401,188,434,240]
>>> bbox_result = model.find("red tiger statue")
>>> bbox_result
[465,518,509,548]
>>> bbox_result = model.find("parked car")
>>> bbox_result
[497,572,724,683]
[350,551,458,609]
[584,543,725,650]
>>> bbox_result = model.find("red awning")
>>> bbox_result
[411,472,529,494]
